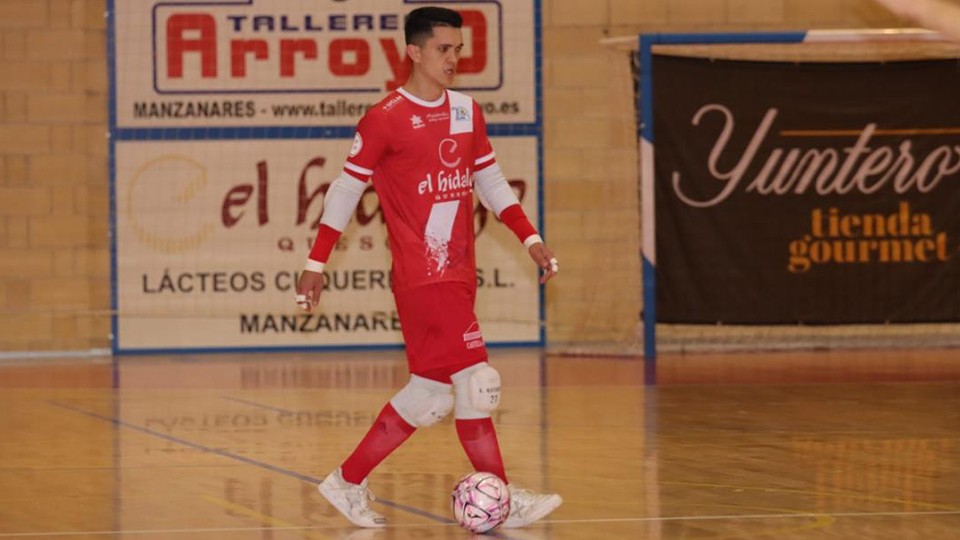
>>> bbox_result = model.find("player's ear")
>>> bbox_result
[406,43,422,64]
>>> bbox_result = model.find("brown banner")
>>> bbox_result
[653,55,960,323]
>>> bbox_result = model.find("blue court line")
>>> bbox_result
[46,400,453,525]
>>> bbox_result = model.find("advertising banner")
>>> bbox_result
[653,55,960,323]
[111,0,542,351]
[113,0,535,127]
[114,137,539,349]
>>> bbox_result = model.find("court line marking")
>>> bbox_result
[0,523,444,538]
[220,395,294,414]
[661,480,960,512]
[45,401,453,526]
[546,509,960,524]
[204,494,520,540]
[2,509,958,537]
[201,495,332,540]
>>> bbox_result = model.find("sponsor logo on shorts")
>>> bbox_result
[463,322,485,350]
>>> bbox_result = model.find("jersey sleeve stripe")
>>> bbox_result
[344,161,374,177]
[474,151,496,166]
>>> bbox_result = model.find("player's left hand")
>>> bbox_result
[528,243,558,284]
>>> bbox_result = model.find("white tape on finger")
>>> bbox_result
[549,257,559,273]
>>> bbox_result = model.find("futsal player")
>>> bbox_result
[295,6,562,529]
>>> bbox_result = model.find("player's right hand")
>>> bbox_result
[528,242,558,284]
[296,270,325,312]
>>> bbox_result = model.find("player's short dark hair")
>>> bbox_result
[404,6,463,46]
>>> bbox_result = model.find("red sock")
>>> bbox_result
[455,418,508,483]
[340,403,416,484]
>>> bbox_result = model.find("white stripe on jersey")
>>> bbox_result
[475,151,496,167]
[344,161,373,177]
[424,200,461,275]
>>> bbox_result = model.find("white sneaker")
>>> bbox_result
[502,486,563,528]
[318,468,387,528]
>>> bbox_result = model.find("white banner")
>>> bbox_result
[114,137,540,350]
[114,0,535,127]
[111,0,541,351]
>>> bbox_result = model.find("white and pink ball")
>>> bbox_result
[451,472,511,534]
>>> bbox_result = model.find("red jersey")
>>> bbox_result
[343,88,496,292]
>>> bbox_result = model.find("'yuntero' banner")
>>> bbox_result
[653,55,960,323]
[111,0,541,351]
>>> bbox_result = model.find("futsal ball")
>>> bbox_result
[451,472,511,534]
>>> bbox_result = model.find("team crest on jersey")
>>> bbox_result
[453,106,470,121]
[448,92,474,135]
[349,133,363,157]
[410,115,425,129]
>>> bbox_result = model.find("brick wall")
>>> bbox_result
[0,0,908,352]
[0,0,109,352]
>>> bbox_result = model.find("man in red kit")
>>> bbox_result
[295,6,562,530]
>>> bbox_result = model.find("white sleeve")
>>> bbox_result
[320,172,368,232]
[473,163,520,217]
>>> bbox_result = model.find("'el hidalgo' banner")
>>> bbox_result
[653,55,960,324]
[111,0,541,351]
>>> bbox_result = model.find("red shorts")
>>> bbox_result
[393,281,488,381]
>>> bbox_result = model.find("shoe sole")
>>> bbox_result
[502,494,563,529]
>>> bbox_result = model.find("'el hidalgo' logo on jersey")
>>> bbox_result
[418,139,473,199]
[439,138,462,168]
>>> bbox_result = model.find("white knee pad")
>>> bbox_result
[451,363,501,419]
[389,375,454,427]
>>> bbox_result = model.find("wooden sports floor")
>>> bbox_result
[1,347,959,539]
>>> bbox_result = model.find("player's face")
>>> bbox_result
[415,26,464,88]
